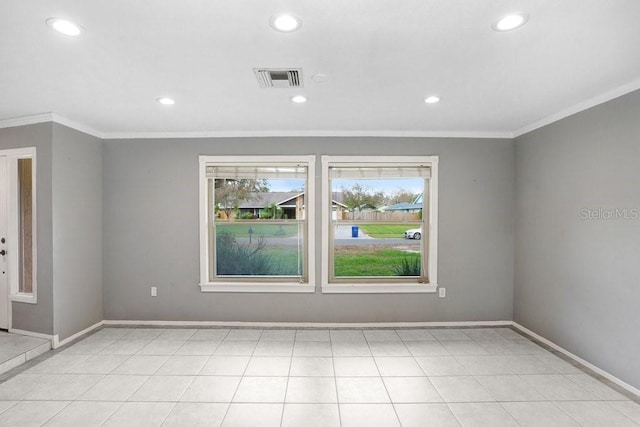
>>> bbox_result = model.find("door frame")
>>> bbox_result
[0,147,38,331]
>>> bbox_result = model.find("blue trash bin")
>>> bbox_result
[351,225,359,238]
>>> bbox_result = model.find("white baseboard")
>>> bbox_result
[53,321,104,349]
[102,319,512,328]
[512,322,640,398]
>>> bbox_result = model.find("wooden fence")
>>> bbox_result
[340,211,420,221]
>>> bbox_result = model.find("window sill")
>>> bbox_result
[199,283,315,293]
[11,294,37,304]
[321,283,438,294]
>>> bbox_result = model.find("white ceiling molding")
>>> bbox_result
[0,113,103,139]
[101,130,513,140]
[1,113,512,139]
[0,113,55,130]
[50,114,104,139]
[513,77,640,138]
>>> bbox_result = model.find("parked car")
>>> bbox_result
[404,228,422,240]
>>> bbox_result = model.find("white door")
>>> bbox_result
[0,156,7,330]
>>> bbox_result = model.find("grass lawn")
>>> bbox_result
[216,222,299,238]
[262,247,303,275]
[358,224,418,238]
[334,247,421,276]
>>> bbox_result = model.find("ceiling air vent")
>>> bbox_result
[254,68,303,88]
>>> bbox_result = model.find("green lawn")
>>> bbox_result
[262,247,303,275]
[334,248,421,276]
[216,222,299,238]
[358,224,417,238]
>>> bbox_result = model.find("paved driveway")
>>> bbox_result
[334,225,373,239]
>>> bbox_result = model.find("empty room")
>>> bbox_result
[0,1,639,426]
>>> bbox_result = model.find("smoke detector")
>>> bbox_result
[254,68,303,88]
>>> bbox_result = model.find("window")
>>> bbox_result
[199,156,315,292]
[4,147,37,303]
[321,156,438,293]
[17,158,33,294]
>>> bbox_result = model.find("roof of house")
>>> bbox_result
[238,192,302,209]
[331,192,346,207]
[238,191,347,209]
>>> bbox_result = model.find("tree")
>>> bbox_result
[342,183,385,211]
[385,189,418,205]
[215,179,269,219]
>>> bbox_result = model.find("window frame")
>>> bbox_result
[321,155,438,294]
[4,147,38,304]
[198,155,316,293]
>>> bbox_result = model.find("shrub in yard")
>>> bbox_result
[216,231,273,275]
[393,255,421,276]
[260,203,284,219]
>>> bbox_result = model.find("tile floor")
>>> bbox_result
[0,326,638,426]
[0,331,50,375]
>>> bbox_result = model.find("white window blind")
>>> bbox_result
[207,165,307,179]
[329,165,431,179]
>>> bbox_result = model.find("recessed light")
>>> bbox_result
[493,13,528,31]
[424,96,440,104]
[156,97,175,105]
[46,17,83,36]
[291,95,307,104]
[270,13,302,32]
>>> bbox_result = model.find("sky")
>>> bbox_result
[266,178,423,196]
[331,178,423,196]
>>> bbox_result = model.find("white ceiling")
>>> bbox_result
[1,0,640,138]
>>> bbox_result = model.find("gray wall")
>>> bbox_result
[52,124,103,341]
[515,89,640,389]
[0,123,54,335]
[103,137,514,322]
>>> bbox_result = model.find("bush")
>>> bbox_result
[393,255,421,276]
[260,203,284,219]
[216,231,273,275]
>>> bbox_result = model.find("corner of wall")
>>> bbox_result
[51,123,104,341]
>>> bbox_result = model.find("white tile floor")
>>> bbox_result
[0,331,51,375]
[0,326,638,426]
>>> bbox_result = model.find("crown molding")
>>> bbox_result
[50,113,104,138]
[0,113,55,129]
[0,113,512,140]
[0,112,104,138]
[513,77,640,138]
[0,114,512,139]
[101,129,513,140]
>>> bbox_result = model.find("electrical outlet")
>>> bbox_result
[151,286,157,297]
[438,287,446,298]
